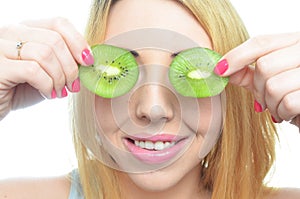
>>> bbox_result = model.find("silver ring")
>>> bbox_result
[16,41,27,60]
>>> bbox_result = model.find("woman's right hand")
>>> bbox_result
[0,17,94,120]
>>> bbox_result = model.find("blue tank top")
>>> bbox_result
[68,170,84,199]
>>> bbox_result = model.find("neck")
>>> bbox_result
[118,164,211,199]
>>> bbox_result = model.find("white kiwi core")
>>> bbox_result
[187,69,210,80]
[96,65,121,76]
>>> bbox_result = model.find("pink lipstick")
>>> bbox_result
[123,134,188,164]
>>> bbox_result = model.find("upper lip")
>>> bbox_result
[125,133,187,143]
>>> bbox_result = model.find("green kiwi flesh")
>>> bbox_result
[79,44,139,98]
[169,47,228,98]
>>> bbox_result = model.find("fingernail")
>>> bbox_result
[271,116,278,123]
[72,78,80,92]
[254,100,263,112]
[214,59,229,75]
[61,87,68,98]
[51,89,57,99]
[82,48,94,65]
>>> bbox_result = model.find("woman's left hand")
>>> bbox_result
[214,32,300,127]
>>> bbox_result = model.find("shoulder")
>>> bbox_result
[266,188,300,199]
[0,175,70,199]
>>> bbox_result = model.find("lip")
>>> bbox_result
[126,133,185,142]
[123,134,189,164]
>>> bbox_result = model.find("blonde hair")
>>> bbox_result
[71,0,277,198]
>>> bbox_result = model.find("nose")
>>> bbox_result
[129,49,178,125]
[133,84,176,124]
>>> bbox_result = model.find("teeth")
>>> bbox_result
[164,142,171,148]
[154,141,164,150]
[134,140,176,151]
[139,141,145,149]
[145,141,154,150]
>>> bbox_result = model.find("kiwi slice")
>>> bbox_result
[169,47,229,98]
[79,44,139,98]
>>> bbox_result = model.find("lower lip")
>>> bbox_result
[123,138,188,164]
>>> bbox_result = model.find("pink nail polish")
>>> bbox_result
[271,116,278,123]
[254,100,263,113]
[82,48,94,65]
[51,89,57,99]
[72,78,80,92]
[214,59,229,75]
[61,87,68,97]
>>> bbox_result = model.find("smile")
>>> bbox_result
[123,134,189,164]
[133,140,176,151]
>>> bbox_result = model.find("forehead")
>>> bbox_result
[105,0,212,50]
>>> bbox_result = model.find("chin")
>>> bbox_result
[128,170,182,192]
[126,155,202,192]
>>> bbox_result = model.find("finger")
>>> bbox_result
[1,25,79,92]
[253,42,300,108]
[215,32,300,77]
[0,39,66,97]
[227,66,254,91]
[277,90,300,121]
[1,58,54,99]
[21,17,94,66]
[265,68,300,120]
[22,26,78,91]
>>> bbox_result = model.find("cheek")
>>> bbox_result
[182,95,223,137]
[177,94,224,159]
[95,96,117,135]
[198,97,223,135]
[197,95,224,158]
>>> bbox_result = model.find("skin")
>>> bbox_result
[0,0,299,198]
[0,17,90,119]
[221,33,300,123]
[93,0,221,197]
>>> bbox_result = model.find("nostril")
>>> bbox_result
[133,85,176,123]
[149,105,167,122]
[136,104,170,123]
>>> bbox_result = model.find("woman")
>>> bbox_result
[0,0,300,198]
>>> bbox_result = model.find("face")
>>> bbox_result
[93,0,224,192]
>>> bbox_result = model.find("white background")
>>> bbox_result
[0,0,300,188]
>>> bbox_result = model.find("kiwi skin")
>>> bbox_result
[169,47,229,98]
[79,44,139,98]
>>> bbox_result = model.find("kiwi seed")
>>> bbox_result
[79,44,139,98]
[169,47,229,98]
